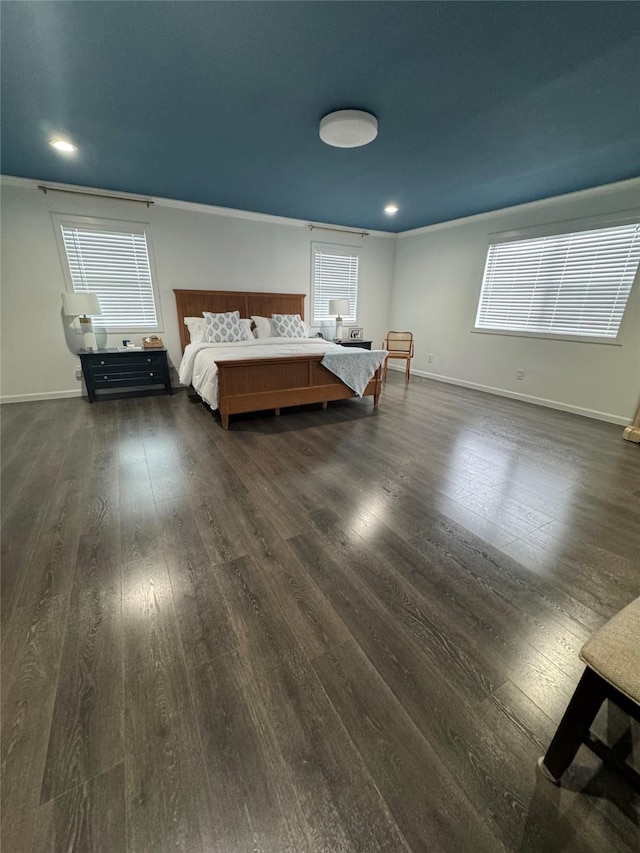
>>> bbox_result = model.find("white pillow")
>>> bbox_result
[271,314,307,338]
[239,318,255,338]
[251,315,273,339]
[184,316,205,343]
[203,311,252,343]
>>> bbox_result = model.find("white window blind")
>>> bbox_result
[311,244,359,324]
[61,223,159,330]
[475,222,640,340]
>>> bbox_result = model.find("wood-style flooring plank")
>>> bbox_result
[0,412,76,626]
[1,426,95,651]
[288,530,570,851]
[117,413,147,467]
[191,555,408,852]
[1,594,68,853]
[156,496,238,668]
[501,522,640,619]
[40,534,123,803]
[192,405,310,540]
[190,647,321,853]
[34,763,126,853]
[309,510,579,718]
[1,416,52,500]
[313,638,501,852]
[35,410,122,803]
[119,461,163,564]
[163,412,350,660]
[123,557,217,853]
[260,534,351,660]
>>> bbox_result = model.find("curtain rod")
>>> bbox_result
[308,224,369,238]
[38,185,154,207]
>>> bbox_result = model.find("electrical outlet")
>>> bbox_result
[427,353,434,363]
[516,368,525,380]
[75,366,83,380]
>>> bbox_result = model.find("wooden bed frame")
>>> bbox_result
[174,289,382,428]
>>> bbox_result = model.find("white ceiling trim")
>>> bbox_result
[2,173,638,239]
[0,174,396,238]
[397,177,640,238]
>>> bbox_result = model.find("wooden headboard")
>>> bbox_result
[174,289,306,352]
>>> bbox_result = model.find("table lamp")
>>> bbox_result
[62,292,102,351]
[329,298,350,341]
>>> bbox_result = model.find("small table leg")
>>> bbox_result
[275,407,281,417]
[322,401,328,410]
[538,667,607,783]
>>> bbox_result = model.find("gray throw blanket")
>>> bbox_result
[321,349,387,396]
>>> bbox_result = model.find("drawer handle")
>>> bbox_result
[149,372,154,376]
[100,360,105,365]
[147,358,151,363]
[104,375,108,380]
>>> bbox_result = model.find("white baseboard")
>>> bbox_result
[387,364,630,425]
[0,389,83,404]
[0,384,179,404]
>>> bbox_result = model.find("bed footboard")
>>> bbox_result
[216,354,381,429]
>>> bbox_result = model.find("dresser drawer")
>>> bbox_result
[335,339,373,350]
[89,360,162,380]
[79,348,171,402]
[93,369,165,386]
[89,354,163,371]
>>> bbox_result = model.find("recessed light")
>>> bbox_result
[50,138,77,154]
[384,204,399,215]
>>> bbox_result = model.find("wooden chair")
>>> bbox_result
[537,596,640,790]
[382,331,414,382]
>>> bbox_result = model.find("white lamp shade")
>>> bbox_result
[328,299,350,316]
[62,292,101,316]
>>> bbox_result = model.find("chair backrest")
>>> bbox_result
[384,331,413,353]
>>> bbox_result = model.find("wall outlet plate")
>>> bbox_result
[427,353,434,363]
[75,366,83,380]
[516,369,525,380]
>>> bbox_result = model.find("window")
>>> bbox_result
[57,216,161,332]
[311,243,359,325]
[475,222,640,341]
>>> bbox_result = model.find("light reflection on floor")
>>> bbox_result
[439,428,575,572]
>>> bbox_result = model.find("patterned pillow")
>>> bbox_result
[271,314,307,338]
[203,311,251,343]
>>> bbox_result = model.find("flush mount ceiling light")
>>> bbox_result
[384,204,399,215]
[319,109,378,148]
[50,138,77,154]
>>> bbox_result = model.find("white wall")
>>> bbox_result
[0,181,395,401]
[2,176,638,422]
[391,181,640,423]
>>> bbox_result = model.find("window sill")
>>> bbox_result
[470,328,622,346]
[95,326,164,335]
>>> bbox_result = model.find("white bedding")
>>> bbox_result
[178,337,345,409]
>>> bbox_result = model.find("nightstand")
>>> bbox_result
[79,348,172,402]
[334,339,373,350]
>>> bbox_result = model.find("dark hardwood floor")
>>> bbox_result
[2,375,639,852]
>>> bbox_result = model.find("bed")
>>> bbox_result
[174,289,384,428]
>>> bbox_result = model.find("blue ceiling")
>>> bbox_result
[2,2,639,232]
